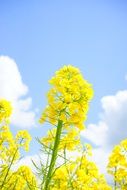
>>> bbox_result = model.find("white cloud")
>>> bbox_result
[0,56,36,128]
[82,90,127,149]
[81,121,108,146]
[101,90,127,148]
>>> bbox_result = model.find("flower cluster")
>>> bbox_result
[40,65,93,130]
[0,99,12,123]
[107,139,127,189]
[0,165,37,190]
[16,130,32,151]
[0,99,37,190]
[41,128,81,151]
[50,146,111,190]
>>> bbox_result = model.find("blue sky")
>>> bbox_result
[0,0,127,118]
[0,1,127,173]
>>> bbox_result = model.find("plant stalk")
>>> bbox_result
[44,120,63,190]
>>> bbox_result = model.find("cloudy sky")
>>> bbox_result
[0,0,127,180]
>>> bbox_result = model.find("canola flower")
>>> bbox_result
[41,128,81,151]
[107,139,127,190]
[0,99,12,123]
[40,65,93,130]
[51,151,111,190]
[0,99,38,190]
[39,65,111,190]
[0,165,38,190]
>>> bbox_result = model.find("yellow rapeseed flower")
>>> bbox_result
[107,139,127,189]
[0,99,12,123]
[40,65,94,130]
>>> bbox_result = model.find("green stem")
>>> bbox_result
[114,166,117,190]
[44,120,63,190]
[0,138,23,189]
[0,147,18,189]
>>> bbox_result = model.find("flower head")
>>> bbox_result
[40,65,93,130]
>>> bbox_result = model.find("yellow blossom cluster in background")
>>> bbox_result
[0,99,37,190]
[50,147,111,190]
[107,139,127,190]
[0,99,12,123]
